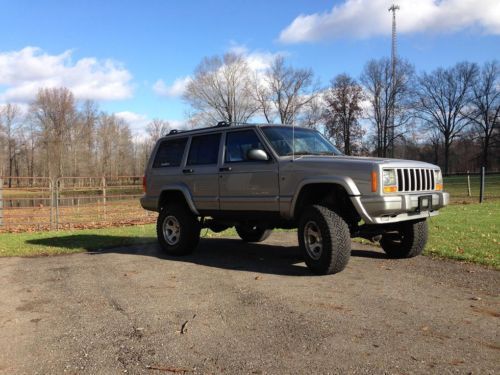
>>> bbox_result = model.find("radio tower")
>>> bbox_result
[388,3,399,158]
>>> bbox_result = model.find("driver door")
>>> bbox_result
[219,129,279,211]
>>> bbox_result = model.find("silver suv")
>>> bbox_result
[141,122,449,275]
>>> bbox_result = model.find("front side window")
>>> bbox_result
[153,137,188,168]
[187,133,221,165]
[262,127,342,156]
[225,130,265,163]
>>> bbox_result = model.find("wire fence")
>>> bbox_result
[444,172,500,203]
[0,176,156,232]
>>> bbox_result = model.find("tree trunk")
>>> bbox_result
[444,136,450,175]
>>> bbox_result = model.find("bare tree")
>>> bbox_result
[255,56,317,125]
[322,74,365,155]
[30,88,77,178]
[0,104,22,185]
[146,119,170,142]
[360,58,414,157]
[415,62,476,174]
[183,53,258,125]
[463,61,499,171]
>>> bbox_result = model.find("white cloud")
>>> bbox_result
[115,111,149,133]
[279,0,500,43]
[227,44,282,72]
[0,46,133,103]
[153,77,192,98]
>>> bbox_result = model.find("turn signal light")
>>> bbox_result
[371,171,378,192]
[435,183,443,191]
[383,186,398,193]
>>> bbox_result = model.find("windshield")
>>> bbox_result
[261,126,342,157]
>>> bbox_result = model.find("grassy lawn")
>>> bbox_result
[0,202,498,269]
[0,225,156,257]
[425,201,499,268]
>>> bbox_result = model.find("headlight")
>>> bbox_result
[434,170,443,191]
[383,169,397,193]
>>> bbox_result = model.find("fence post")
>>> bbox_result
[49,179,54,230]
[0,178,3,227]
[479,167,485,203]
[55,178,60,230]
[467,170,471,197]
[102,176,107,220]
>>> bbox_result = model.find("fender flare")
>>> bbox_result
[159,183,199,215]
[289,176,361,218]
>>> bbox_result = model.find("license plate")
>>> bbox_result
[418,195,432,212]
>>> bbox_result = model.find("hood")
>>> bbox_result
[289,155,439,169]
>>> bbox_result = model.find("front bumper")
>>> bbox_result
[351,192,449,224]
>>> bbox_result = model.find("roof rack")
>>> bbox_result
[164,121,262,138]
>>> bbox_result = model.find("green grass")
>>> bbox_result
[0,225,156,257]
[0,202,498,269]
[425,201,499,268]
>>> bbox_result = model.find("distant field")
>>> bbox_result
[1,201,498,269]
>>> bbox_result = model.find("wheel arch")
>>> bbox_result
[158,184,199,215]
[291,180,360,223]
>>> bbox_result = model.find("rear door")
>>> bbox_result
[219,129,279,211]
[180,133,222,211]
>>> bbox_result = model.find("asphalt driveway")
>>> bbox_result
[0,232,498,374]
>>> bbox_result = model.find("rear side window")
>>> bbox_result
[225,130,265,162]
[187,133,221,165]
[153,138,187,168]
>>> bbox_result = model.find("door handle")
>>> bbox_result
[182,168,194,174]
[219,167,232,172]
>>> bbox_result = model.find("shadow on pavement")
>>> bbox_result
[27,235,387,276]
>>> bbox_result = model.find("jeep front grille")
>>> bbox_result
[395,168,435,192]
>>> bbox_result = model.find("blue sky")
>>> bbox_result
[0,0,499,134]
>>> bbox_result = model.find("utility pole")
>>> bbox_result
[388,3,399,158]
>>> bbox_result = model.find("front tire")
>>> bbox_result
[157,203,201,255]
[380,219,428,258]
[298,205,351,275]
[235,224,272,243]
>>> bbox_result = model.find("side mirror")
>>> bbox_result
[247,148,269,161]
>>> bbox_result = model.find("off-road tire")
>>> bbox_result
[380,219,428,258]
[156,203,201,256]
[235,224,273,243]
[298,205,351,275]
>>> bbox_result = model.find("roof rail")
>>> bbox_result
[216,121,231,127]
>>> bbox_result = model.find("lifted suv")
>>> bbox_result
[141,123,449,275]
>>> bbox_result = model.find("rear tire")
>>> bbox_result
[298,205,351,275]
[235,224,272,243]
[380,219,428,258]
[157,203,200,256]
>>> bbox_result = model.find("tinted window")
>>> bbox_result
[187,133,221,165]
[225,130,265,163]
[153,138,188,168]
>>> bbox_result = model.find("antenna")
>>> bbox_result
[388,3,399,158]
